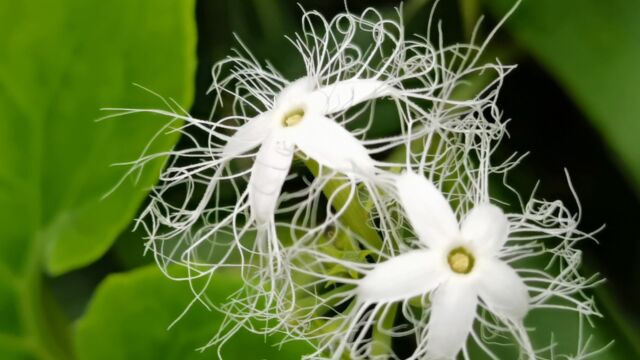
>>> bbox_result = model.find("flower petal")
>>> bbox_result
[358,249,446,303]
[305,78,395,115]
[460,203,509,255]
[476,259,529,321]
[273,77,315,112]
[248,134,294,224]
[293,114,375,175]
[222,113,273,158]
[426,280,478,359]
[395,172,459,249]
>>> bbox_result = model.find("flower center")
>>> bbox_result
[447,247,475,274]
[282,108,305,127]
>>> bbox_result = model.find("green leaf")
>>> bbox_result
[466,302,632,359]
[75,266,312,360]
[484,0,640,195]
[0,0,195,276]
[0,0,195,357]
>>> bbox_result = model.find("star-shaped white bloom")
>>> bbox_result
[275,167,599,360]
[109,7,430,290]
[357,171,530,359]
[222,76,394,225]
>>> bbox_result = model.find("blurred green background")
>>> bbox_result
[0,0,638,359]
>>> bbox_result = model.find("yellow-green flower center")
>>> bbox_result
[447,247,475,274]
[282,108,305,127]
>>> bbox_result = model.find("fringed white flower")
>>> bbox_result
[281,170,600,360]
[368,171,531,359]
[104,6,458,321]
[224,75,385,226]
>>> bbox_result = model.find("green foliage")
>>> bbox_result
[465,310,622,359]
[75,266,311,360]
[485,0,640,195]
[0,0,196,275]
[0,0,195,358]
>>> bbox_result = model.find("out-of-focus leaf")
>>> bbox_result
[74,266,312,360]
[467,307,626,359]
[0,0,195,357]
[484,0,640,195]
[0,0,195,274]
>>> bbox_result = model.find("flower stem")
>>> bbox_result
[303,159,383,250]
[370,303,398,357]
[459,0,480,40]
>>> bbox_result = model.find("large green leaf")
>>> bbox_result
[485,0,640,195]
[74,266,312,360]
[0,0,195,357]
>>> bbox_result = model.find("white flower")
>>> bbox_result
[279,169,600,360]
[204,74,402,328]
[224,75,390,226]
[360,170,532,359]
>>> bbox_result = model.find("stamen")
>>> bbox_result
[282,108,305,127]
[447,247,475,274]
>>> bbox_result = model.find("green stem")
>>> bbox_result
[304,159,383,250]
[459,0,480,41]
[370,304,398,357]
[18,234,73,360]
